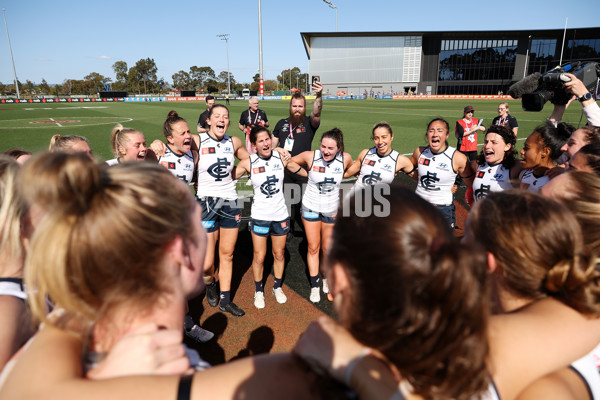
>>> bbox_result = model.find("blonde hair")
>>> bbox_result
[499,102,509,111]
[0,155,24,267]
[48,135,89,152]
[110,124,144,158]
[23,154,196,331]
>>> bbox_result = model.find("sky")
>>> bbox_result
[0,0,599,86]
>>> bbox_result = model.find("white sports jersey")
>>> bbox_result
[105,158,119,166]
[519,168,550,193]
[571,351,600,399]
[302,150,345,214]
[249,152,288,221]
[196,133,237,200]
[415,146,457,206]
[158,145,195,185]
[355,147,399,189]
[473,162,513,202]
[0,278,26,300]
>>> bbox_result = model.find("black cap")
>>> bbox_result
[464,106,475,113]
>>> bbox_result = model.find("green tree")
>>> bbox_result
[205,79,219,94]
[84,72,108,94]
[189,66,216,91]
[38,79,50,94]
[217,71,235,92]
[172,70,191,90]
[252,73,260,83]
[130,58,158,94]
[112,61,128,83]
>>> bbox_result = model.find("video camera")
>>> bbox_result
[508,61,600,111]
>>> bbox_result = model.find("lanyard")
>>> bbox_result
[247,109,259,125]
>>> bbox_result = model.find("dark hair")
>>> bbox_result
[575,143,600,176]
[372,121,393,138]
[427,118,449,133]
[532,122,572,161]
[321,128,344,153]
[208,104,228,119]
[477,125,517,169]
[163,110,187,138]
[3,148,32,160]
[469,190,600,315]
[578,126,600,145]
[250,126,271,145]
[329,185,490,400]
[205,95,215,102]
[290,91,305,104]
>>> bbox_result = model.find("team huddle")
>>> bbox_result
[1,75,600,399]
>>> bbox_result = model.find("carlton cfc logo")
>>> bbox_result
[260,175,280,198]
[362,171,382,185]
[208,158,230,181]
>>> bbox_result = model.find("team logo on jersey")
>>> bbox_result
[477,171,485,178]
[260,175,280,198]
[313,166,326,173]
[317,177,336,194]
[474,184,491,200]
[364,159,376,167]
[160,161,176,170]
[419,158,431,166]
[420,171,440,191]
[253,166,266,174]
[362,171,383,185]
[202,147,216,155]
[207,157,231,181]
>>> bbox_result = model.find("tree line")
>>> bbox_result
[0,58,308,96]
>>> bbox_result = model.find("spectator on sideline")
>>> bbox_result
[272,80,323,239]
[455,105,486,173]
[492,102,519,136]
[196,95,215,133]
[238,96,269,154]
[49,134,94,160]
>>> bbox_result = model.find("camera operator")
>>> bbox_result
[548,73,600,127]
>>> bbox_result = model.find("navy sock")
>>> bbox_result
[310,275,320,288]
[254,280,264,292]
[273,277,283,290]
[220,290,231,305]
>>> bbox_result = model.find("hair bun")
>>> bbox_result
[167,110,179,119]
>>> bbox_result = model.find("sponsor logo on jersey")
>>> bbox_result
[280,221,289,229]
[477,171,485,178]
[253,225,270,234]
[364,159,376,167]
[493,173,503,180]
[438,162,448,169]
[202,147,216,155]
[253,166,266,174]
[419,158,431,166]
[313,166,326,173]
[160,161,176,169]
[383,163,393,171]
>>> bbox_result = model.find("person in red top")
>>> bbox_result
[455,105,486,172]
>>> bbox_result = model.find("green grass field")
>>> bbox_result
[0,98,589,161]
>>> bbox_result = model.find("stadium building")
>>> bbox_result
[301,27,600,96]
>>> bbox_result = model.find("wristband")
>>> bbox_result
[344,348,372,387]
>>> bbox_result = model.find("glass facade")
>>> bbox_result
[566,38,600,61]
[439,39,518,82]
[527,39,557,74]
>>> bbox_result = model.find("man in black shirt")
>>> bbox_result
[238,96,269,153]
[197,95,215,133]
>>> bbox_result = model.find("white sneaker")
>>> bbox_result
[309,287,321,303]
[272,287,287,304]
[322,278,329,294]
[254,291,265,309]
[184,325,214,343]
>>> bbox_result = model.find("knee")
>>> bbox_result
[272,250,285,263]
[307,244,320,256]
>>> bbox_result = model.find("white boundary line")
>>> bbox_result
[49,118,63,127]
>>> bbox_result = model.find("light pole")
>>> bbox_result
[217,34,231,98]
[258,0,264,95]
[2,8,20,99]
[322,0,337,32]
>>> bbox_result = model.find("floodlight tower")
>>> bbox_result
[258,0,264,95]
[217,34,231,98]
[322,0,337,32]
[2,8,20,99]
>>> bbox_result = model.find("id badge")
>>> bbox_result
[284,137,295,151]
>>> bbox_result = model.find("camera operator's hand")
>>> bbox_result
[563,73,589,98]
